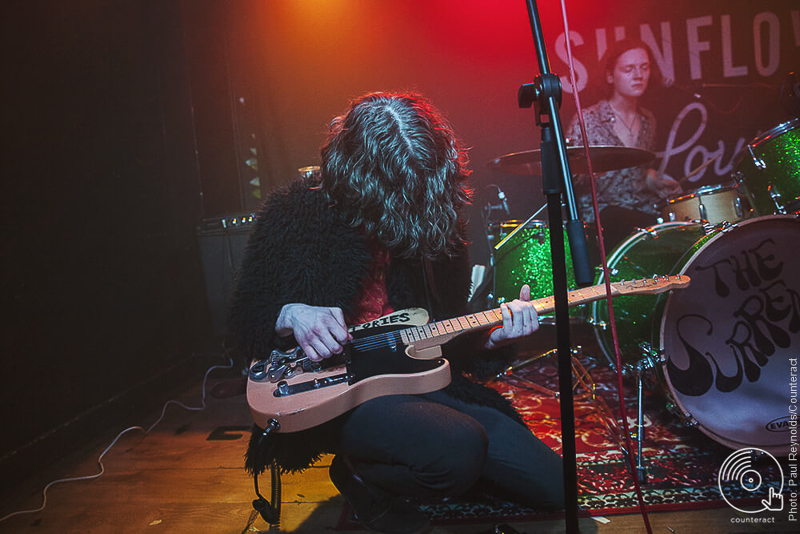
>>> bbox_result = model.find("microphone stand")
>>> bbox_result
[518,2,593,532]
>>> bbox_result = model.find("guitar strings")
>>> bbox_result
[290,278,670,364]
[350,330,403,351]
[351,312,503,353]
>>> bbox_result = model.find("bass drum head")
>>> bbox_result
[592,222,709,367]
[660,215,800,455]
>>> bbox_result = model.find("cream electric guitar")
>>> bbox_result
[247,275,690,432]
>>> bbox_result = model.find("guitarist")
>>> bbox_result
[228,92,565,534]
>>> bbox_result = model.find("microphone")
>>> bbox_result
[497,187,511,216]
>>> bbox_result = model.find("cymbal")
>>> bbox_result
[487,145,655,175]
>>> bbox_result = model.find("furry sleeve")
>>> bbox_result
[226,177,371,364]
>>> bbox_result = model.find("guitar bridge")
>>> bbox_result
[249,348,347,383]
[273,373,351,397]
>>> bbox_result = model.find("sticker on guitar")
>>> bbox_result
[348,309,428,332]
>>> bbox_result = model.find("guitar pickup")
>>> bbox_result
[273,373,351,397]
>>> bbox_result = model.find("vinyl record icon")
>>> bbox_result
[718,448,784,513]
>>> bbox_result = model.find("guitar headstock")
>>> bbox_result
[610,274,690,296]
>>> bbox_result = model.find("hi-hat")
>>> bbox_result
[488,145,655,175]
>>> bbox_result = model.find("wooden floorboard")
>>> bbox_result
[0,372,795,533]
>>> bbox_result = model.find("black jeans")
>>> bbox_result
[327,389,566,510]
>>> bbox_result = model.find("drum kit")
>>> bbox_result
[485,117,800,463]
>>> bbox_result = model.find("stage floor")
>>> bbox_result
[0,346,795,534]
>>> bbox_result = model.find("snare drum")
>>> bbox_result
[658,184,746,224]
[591,215,800,454]
[733,118,800,216]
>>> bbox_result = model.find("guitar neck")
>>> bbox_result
[398,276,687,350]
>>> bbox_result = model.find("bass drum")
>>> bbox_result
[591,215,800,455]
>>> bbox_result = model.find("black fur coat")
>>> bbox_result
[227,176,523,474]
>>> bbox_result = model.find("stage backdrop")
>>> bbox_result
[227,0,798,263]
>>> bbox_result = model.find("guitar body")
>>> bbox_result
[247,309,451,433]
[246,276,690,433]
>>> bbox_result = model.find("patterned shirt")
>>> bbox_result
[566,99,658,222]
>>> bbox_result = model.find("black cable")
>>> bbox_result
[251,421,281,525]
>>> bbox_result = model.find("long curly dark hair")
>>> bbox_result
[320,92,472,259]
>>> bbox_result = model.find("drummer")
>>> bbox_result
[567,38,681,249]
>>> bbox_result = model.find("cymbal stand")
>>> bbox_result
[490,347,662,486]
[570,359,647,485]
[630,344,668,484]
[486,347,591,400]
[490,349,634,458]
[481,201,499,307]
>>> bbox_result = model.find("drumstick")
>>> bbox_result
[678,154,720,184]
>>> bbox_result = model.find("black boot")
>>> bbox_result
[329,455,431,534]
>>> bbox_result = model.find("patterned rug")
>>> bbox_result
[336,347,786,528]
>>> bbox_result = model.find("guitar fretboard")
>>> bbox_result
[397,276,687,348]
[398,308,505,345]
[398,283,614,346]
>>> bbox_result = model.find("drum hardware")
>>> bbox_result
[502,346,663,485]
[592,265,621,278]
[626,342,667,483]
[584,314,607,330]
[635,226,658,238]
[634,367,647,483]
[574,350,653,484]
[591,216,800,455]
[663,401,699,428]
[487,347,589,400]
[701,220,723,235]
[748,145,766,170]
[632,342,665,372]
[716,220,736,232]
[698,202,708,221]
[483,184,513,224]
[768,185,787,214]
